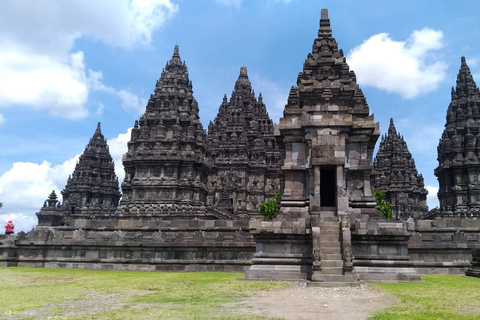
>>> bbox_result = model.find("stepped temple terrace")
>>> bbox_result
[2,9,480,283]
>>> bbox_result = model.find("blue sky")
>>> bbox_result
[1,0,480,231]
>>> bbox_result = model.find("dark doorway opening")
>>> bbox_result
[320,166,336,207]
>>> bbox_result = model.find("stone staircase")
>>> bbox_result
[310,212,360,287]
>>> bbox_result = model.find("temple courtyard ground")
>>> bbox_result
[0,268,479,319]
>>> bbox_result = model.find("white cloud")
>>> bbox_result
[426,185,439,209]
[0,114,4,126]
[0,0,178,119]
[347,28,447,99]
[118,90,147,114]
[96,103,105,116]
[107,128,133,184]
[88,70,146,115]
[0,157,79,232]
[0,50,89,119]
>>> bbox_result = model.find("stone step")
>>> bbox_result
[319,242,341,249]
[320,229,341,236]
[306,281,362,288]
[321,254,342,260]
[319,221,339,226]
[311,273,360,283]
[319,267,344,275]
[319,247,341,255]
[319,223,340,229]
[319,235,340,242]
[320,260,344,268]
[319,216,338,222]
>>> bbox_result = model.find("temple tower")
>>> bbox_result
[117,46,211,218]
[61,122,121,221]
[276,9,379,220]
[435,57,480,217]
[207,66,281,217]
[373,118,428,219]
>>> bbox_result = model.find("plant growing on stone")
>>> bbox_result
[259,192,280,221]
[374,189,392,220]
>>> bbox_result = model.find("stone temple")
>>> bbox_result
[117,45,213,219]
[3,8,480,282]
[37,123,121,226]
[435,57,480,217]
[207,66,281,218]
[373,118,428,220]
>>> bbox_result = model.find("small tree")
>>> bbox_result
[374,189,392,220]
[259,192,280,221]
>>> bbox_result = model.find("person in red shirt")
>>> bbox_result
[4,220,14,235]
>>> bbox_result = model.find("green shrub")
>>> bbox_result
[259,192,280,221]
[374,189,392,220]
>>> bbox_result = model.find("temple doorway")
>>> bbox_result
[320,166,336,207]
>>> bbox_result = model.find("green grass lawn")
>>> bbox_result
[372,275,480,320]
[2,268,480,320]
[0,267,288,319]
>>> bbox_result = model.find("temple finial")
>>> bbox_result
[461,56,466,65]
[235,65,251,89]
[388,118,397,136]
[321,8,329,20]
[240,65,248,77]
[318,8,332,37]
[173,45,180,58]
[96,122,101,134]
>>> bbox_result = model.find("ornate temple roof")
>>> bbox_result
[119,45,211,216]
[206,65,281,216]
[437,56,480,168]
[207,66,280,167]
[124,45,207,163]
[435,57,480,216]
[373,118,428,219]
[284,9,371,119]
[62,122,121,209]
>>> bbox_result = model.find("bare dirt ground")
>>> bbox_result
[5,283,394,320]
[233,283,396,320]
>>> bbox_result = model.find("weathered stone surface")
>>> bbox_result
[63,123,121,221]
[276,9,379,219]
[245,9,419,283]
[435,57,480,217]
[37,123,121,226]
[207,66,281,218]
[117,46,213,219]
[373,118,428,220]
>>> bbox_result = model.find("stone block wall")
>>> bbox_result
[352,218,421,282]
[409,218,480,274]
[0,220,255,273]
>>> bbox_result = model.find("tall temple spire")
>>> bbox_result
[207,65,280,217]
[118,45,211,218]
[61,122,121,220]
[373,118,428,219]
[276,8,379,217]
[435,56,480,217]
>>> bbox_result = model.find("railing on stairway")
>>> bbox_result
[340,215,354,273]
